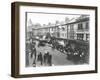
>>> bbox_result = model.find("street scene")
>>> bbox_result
[26,39,76,67]
[25,12,90,67]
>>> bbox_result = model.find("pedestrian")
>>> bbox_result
[26,49,30,67]
[46,52,50,66]
[48,54,52,66]
[30,40,36,58]
[43,51,48,65]
[37,52,43,65]
[43,53,46,64]
[32,47,37,66]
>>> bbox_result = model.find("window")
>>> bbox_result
[86,22,89,30]
[70,24,74,30]
[77,34,84,40]
[86,34,89,41]
[65,34,66,37]
[70,33,74,39]
[78,23,83,30]
[62,33,64,37]
[52,28,53,31]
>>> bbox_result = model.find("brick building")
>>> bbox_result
[27,15,89,41]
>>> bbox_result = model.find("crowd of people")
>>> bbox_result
[49,38,89,64]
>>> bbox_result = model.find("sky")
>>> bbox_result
[27,12,82,27]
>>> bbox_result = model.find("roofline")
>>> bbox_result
[32,17,89,30]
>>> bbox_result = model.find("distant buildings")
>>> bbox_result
[27,15,89,41]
